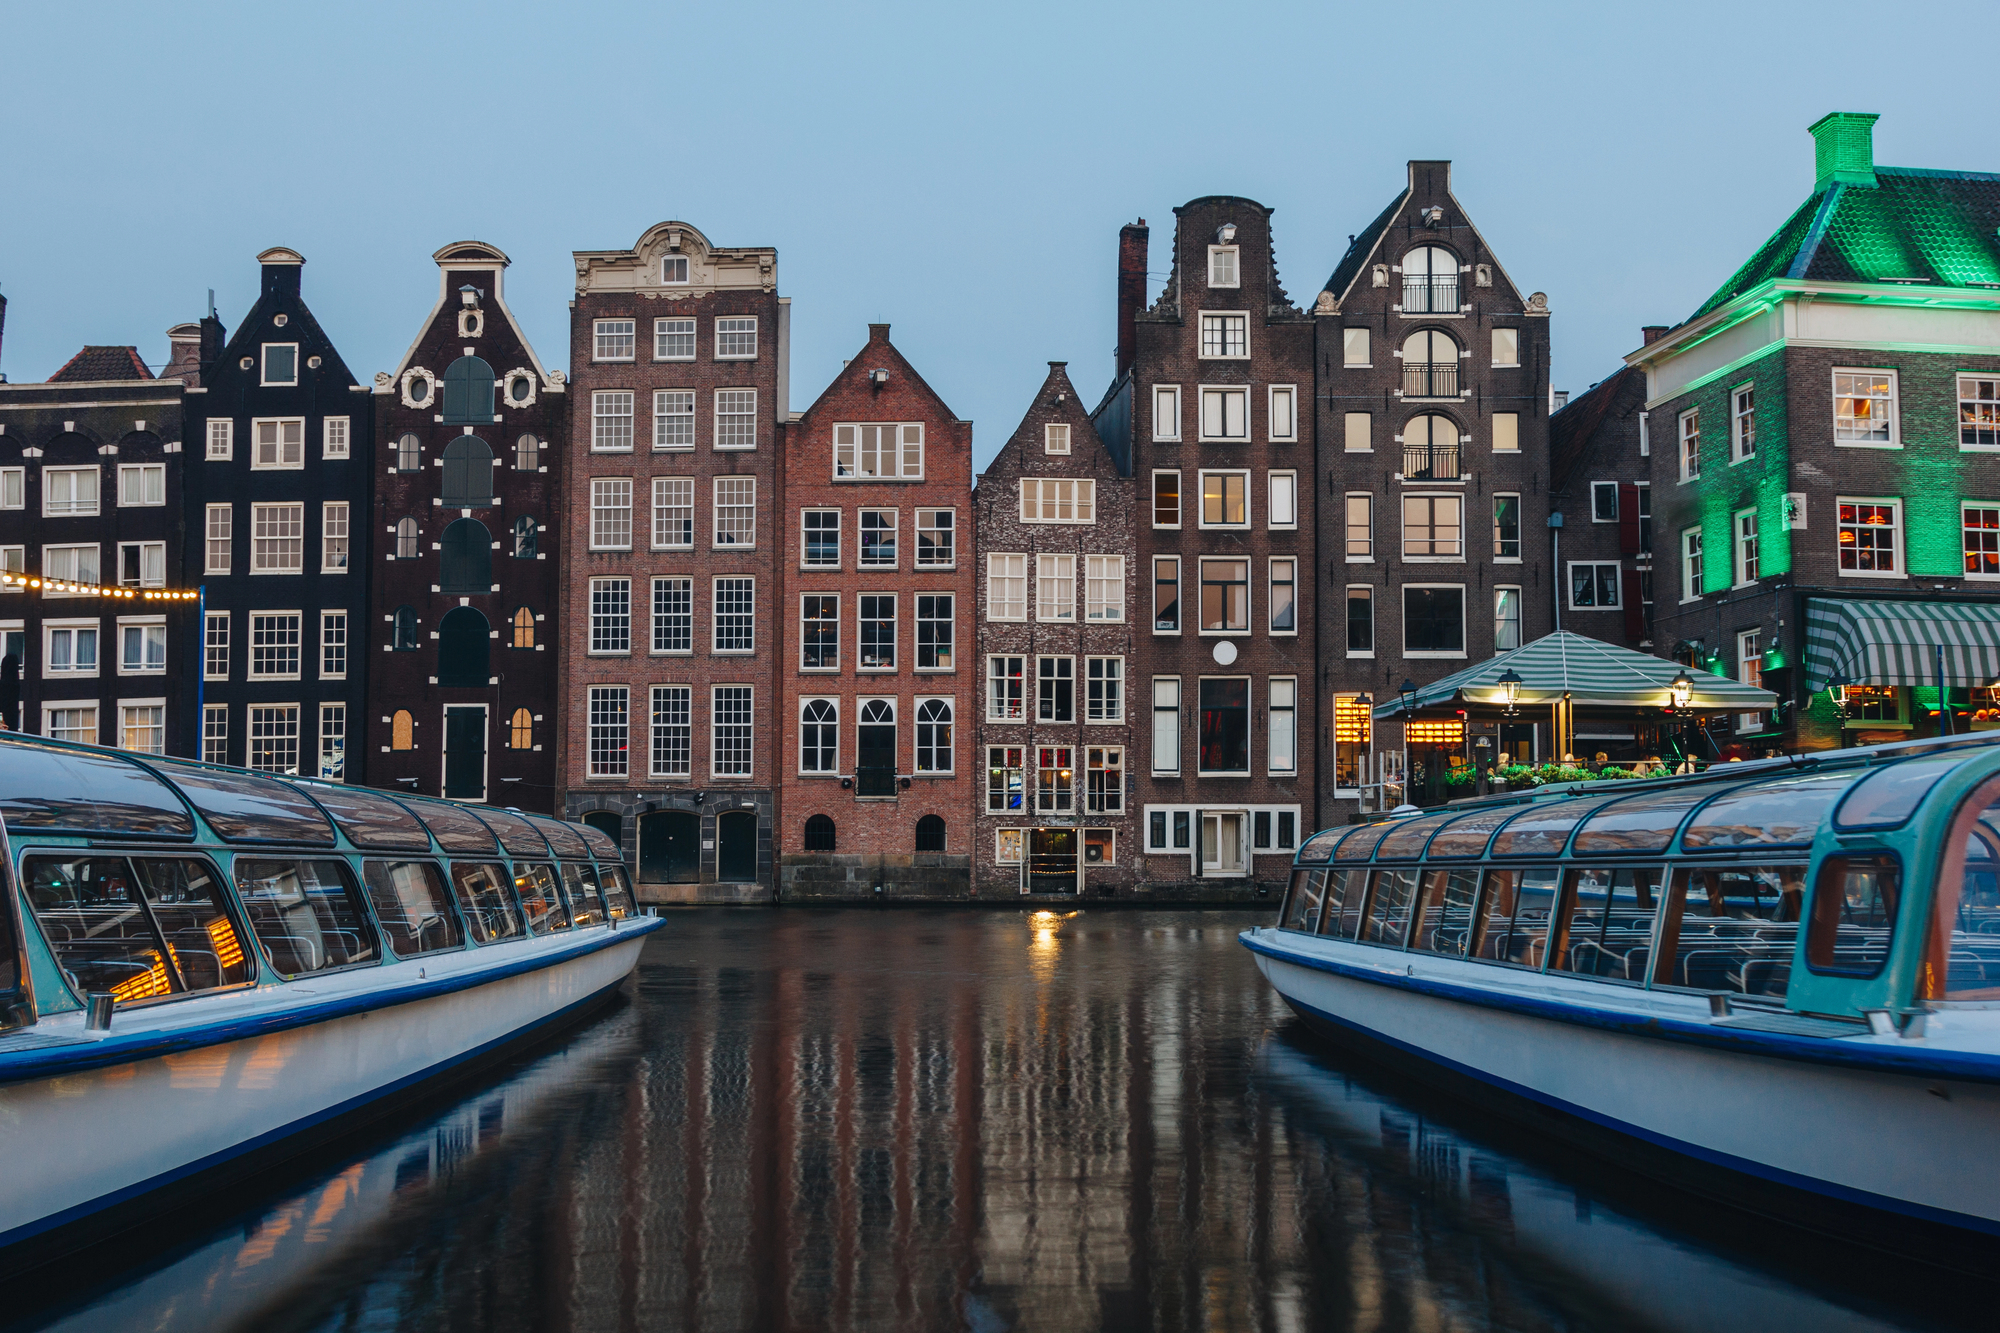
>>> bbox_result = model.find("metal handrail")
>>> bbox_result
[1402,445,1461,481]
[1402,278,1459,313]
[1402,363,1459,399]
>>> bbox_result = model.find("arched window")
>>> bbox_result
[391,710,414,750]
[515,433,539,470]
[510,708,533,749]
[800,698,837,772]
[396,516,419,559]
[439,518,493,593]
[513,515,537,558]
[915,698,953,774]
[396,433,421,472]
[437,606,491,687]
[1401,246,1459,313]
[512,607,535,648]
[804,814,836,851]
[441,436,495,508]
[1400,330,1459,399]
[860,698,894,725]
[393,606,419,651]
[915,814,946,853]
[1402,414,1461,481]
[441,355,496,424]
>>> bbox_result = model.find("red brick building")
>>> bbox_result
[973,363,1139,896]
[778,325,975,898]
[563,223,787,900]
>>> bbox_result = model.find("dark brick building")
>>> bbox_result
[1312,164,1552,806]
[779,325,976,900]
[973,363,1138,897]
[1094,200,1315,896]
[366,242,565,811]
[564,223,787,899]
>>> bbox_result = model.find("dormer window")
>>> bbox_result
[1401,246,1459,314]
[262,344,298,386]
[662,256,689,285]
[1208,246,1240,289]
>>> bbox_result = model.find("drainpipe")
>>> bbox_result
[1548,512,1564,633]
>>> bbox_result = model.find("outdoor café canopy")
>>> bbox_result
[1371,630,1778,718]
[1803,597,2000,693]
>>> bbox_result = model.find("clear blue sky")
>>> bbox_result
[0,0,1987,468]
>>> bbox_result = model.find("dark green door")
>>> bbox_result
[717,810,757,882]
[583,811,622,852]
[639,811,700,883]
[857,719,896,797]
[444,707,485,800]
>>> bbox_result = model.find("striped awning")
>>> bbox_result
[1804,597,2000,692]
[1371,630,1775,718]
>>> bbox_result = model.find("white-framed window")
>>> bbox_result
[1734,508,1760,586]
[1267,385,1297,443]
[1679,407,1701,481]
[800,697,839,774]
[1343,328,1370,368]
[395,433,422,471]
[1269,558,1296,634]
[655,317,695,361]
[323,416,350,459]
[713,476,756,548]
[593,319,636,361]
[204,612,229,680]
[321,502,349,572]
[858,595,896,670]
[1493,493,1521,561]
[714,577,755,652]
[317,702,346,781]
[1198,558,1250,633]
[1153,385,1181,441]
[1494,586,1522,650]
[800,593,839,670]
[320,610,347,679]
[117,464,165,507]
[1834,370,1898,446]
[1681,527,1704,601]
[1737,630,1765,735]
[590,578,632,655]
[833,423,923,479]
[916,508,955,567]
[1568,561,1622,610]
[1036,554,1075,622]
[915,698,953,774]
[1402,494,1463,560]
[261,343,298,386]
[988,655,1025,721]
[1346,586,1374,657]
[715,389,757,449]
[42,466,98,517]
[1152,470,1181,528]
[1837,498,1903,576]
[1268,677,1297,775]
[250,502,304,573]
[1591,482,1619,523]
[711,686,753,777]
[1346,493,1373,561]
[1199,386,1249,441]
[117,619,166,674]
[45,621,99,676]
[989,751,1026,818]
[1207,244,1239,288]
[714,316,758,360]
[650,685,692,778]
[660,256,690,286]
[116,702,164,756]
[916,593,953,670]
[1402,244,1460,312]
[1491,328,1519,368]
[987,553,1027,621]
[588,686,629,778]
[1086,556,1124,622]
[1964,502,2000,579]
[590,478,633,550]
[250,612,302,679]
[1086,745,1124,813]
[1344,412,1371,453]
[859,508,897,567]
[1960,375,2000,450]
[1198,470,1249,528]
[1152,677,1181,775]
[0,468,20,510]
[0,546,19,589]
[42,544,100,592]
[1036,745,1074,813]
[1044,423,1071,455]
[801,508,841,567]
[1267,470,1298,529]
[1020,477,1095,523]
[1086,656,1123,722]
[652,477,693,548]
[1403,585,1467,658]
[251,418,305,470]
[1198,312,1248,359]
[592,391,635,451]
[1492,411,1520,453]
[1196,677,1251,777]
[202,504,231,575]
[249,704,301,774]
[651,576,693,653]
[42,703,96,744]
[1153,556,1180,634]
[1731,386,1756,461]
[116,541,166,588]
[206,419,233,461]
[653,390,695,449]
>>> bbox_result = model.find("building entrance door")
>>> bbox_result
[583,812,622,854]
[717,810,758,882]
[638,811,701,883]
[1200,811,1247,877]
[857,700,897,797]
[443,706,486,801]
[1024,828,1079,894]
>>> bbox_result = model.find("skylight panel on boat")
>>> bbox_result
[1424,806,1520,859]
[0,742,192,837]
[472,806,557,858]
[409,801,500,855]
[1334,822,1398,862]
[1834,753,1977,831]
[1681,771,1858,850]
[527,815,591,860]
[305,784,432,851]
[1571,788,1719,855]
[1490,797,1614,857]
[1296,827,1357,863]
[154,763,335,844]
[1375,812,1458,859]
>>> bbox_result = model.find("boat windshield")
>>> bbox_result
[156,765,335,844]
[473,807,553,858]
[1491,798,1610,857]
[307,785,431,852]
[1571,788,1717,855]
[1681,771,1857,850]
[1835,753,1976,831]
[0,744,192,838]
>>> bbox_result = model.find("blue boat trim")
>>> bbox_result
[0,917,664,1087]
[0,964,640,1253]
[1274,979,2000,1239]
[1240,931,2000,1085]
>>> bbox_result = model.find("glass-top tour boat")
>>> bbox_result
[1243,732,2000,1270]
[0,733,661,1276]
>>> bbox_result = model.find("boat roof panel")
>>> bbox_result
[471,807,554,858]
[0,742,193,837]
[1335,822,1398,862]
[1572,786,1724,856]
[1375,812,1458,859]
[408,801,499,855]
[1296,827,1352,863]
[1424,806,1521,859]
[1681,770,1859,851]
[1490,796,1614,857]
[303,784,431,852]
[151,763,335,844]
[1834,751,1982,832]
[579,825,621,862]
[527,814,590,859]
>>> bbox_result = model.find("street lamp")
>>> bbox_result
[1669,670,1694,714]
[1399,678,1419,717]
[1497,667,1523,715]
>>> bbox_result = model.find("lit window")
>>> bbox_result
[1152,471,1181,527]
[1198,678,1250,775]
[1834,371,1896,445]
[1960,375,2000,450]
[1199,558,1249,632]
[1037,745,1074,813]
[1402,494,1463,559]
[593,320,636,361]
[1200,472,1248,527]
[1964,503,2000,578]
[1837,499,1902,575]
[43,705,93,744]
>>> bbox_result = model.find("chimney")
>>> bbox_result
[1641,325,1668,345]
[0,292,8,382]
[1809,112,1879,192]
[1115,219,1148,379]
[199,312,226,375]
[256,246,305,299]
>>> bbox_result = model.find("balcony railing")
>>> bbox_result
[1402,444,1461,481]
[855,765,899,798]
[1402,362,1459,399]
[1403,277,1459,313]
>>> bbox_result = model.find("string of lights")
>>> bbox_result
[0,572,200,601]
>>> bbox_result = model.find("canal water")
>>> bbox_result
[5,908,1989,1333]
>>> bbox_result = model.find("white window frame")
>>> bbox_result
[1958,375,2000,452]
[1198,311,1249,360]
[712,476,757,549]
[1964,501,2000,581]
[593,319,636,362]
[1681,527,1704,602]
[711,686,754,778]
[799,592,840,671]
[858,507,898,569]
[1736,630,1765,735]
[589,577,633,655]
[1152,556,1181,635]
[1268,557,1297,636]
[1267,677,1297,776]
[651,576,693,655]
[1085,555,1124,623]
[1267,470,1298,530]
[319,609,348,680]
[654,317,695,361]
[1197,469,1251,530]
[116,463,165,507]
[261,343,299,387]
[1267,385,1298,443]
[987,654,1025,722]
[833,423,924,480]
[0,467,20,510]
[1037,656,1075,724]
[916,592,954,672]
[1491,328,1519,368]
[1402,584,1468,660]
[323,416,350,459]
[1567,561,1623,611]
[116,616,167,676]
[1734,508,1760,587]
[321,501,350,573]
[1836,496,1906,579]
[1152,469,1181,529]
[587,686,630,779]
[1345,493,1373,562]
[1343,327,1370,368]
[1035,553,1075,623]
[1044,423,1070,455]
[914,697,954,775]
[1494,585,1522,651]
[1493,492,1522,563]
[115,541,166,589]
[592,391,635,452]
[1207,244,1240,288]
[1152,385,1181,441]
[206,419,233,461]
[713,576,756,654]
[1086,655,1124,723]
[202,703,228,765]
[1343,411,1371,453]
[660,256,690,287]
[1833,368,1900,448]
[41,466,99,518]
[204,611,230,680]
[250,502,305,574]
[714,388,758,450]
[799,696,840,775]
[248,611,303,681]
[44,620,100,678]
[250,418,305,471]
[915,508,955,568]
[1492,411,1520,453]
[1401,493,1465,562]
[801,507,841,568]
[1731,385,1756,462]
[1019,477,1096,524]
[1198,385,1250,442]
[119,699,167,756]
[590,478,634,551]
[714,316,759,361]
[649,684,692,778]
[1678,407,1701,481]
[1345,585,1374,659]
[652,477,694,549]
[652,390,695,450]
[987,553,1027,621]
[43,701,99,745]
[41,543,101,594]
[1590,482,1619,524]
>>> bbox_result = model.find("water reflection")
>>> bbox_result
[5,909,1986,1332]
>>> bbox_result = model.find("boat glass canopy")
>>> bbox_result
[304,784,431,852]
[410,802,500,855]
[1296,828,1349,864]
[1571,788,1718,855]
[579,825,622,863]
[1335,823,1400,862]
[1491,797,1613,857]
[0,743,193,838]
[1681,771,1857,850]
[528,814,590,860]
[154,763,335,844]
[1835,751,1980,832]
[1425,806,1521,859]
[1376,812,1458,859]
[471,807,553,859]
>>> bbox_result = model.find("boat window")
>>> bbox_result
[1362,869,1421,947]
[472,807,552,858]
[529,816,591,860]
[1471,867,1559,967]
[1281,869,1327,933]
[1424,807,1519,859]
[1410,867,1480,956]
[309,786,431,852]
[0,743,192,837]
[360,861,463,958]
[1806,854,1899,978]
[235,858,379,976]
[514,863,570,935]
[1334,822,1397,862]
[1835,754,1976,831]
[158,765,335,844]
[1296,828,1349,864]
[25,855,252,1002]
[448,863,525,944]
[1680,772,1856,851]
[1322,868,1372,940]
[1375,813,1457,860]
[580,825,622,863]
[1550,867,1661,983]
[1572,789,1714,856]
[1921,788,2000,1000]
[1491,798,1610,858]
[411,802,500,855]
[562,862,606,927]
[1650,864,1803,998]
[599,865,636,918]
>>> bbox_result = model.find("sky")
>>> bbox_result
[0,0,1990,470]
